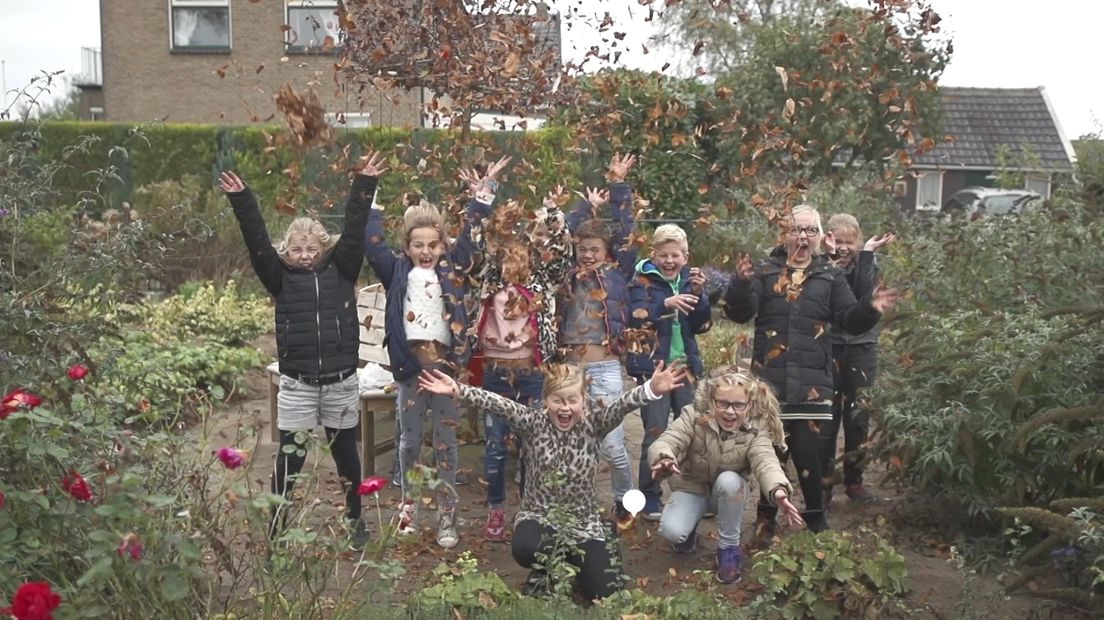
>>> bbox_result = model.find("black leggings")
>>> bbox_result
[759,420,828,531]
[270,427,362,537]
[511,519,622,601]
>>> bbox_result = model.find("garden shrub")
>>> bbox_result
[750,528,909,618]
[136,280,270,346]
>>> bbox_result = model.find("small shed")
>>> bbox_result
[898,86,1076,211]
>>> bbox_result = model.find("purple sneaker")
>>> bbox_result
[716,546,743,584]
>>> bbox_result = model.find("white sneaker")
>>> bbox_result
[395,501,417,536]
[437,508,459,549]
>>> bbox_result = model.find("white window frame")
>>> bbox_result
[89,106,104,122]
[326,111,372,129]
[914,170,943,211]
[169,0,232,52]
[1025,174,1052,199]
[285,1,341,53]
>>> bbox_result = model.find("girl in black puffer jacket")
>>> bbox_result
[723,205,899,535]
[220,151,385,552]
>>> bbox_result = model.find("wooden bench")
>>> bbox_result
[267,283,398,478]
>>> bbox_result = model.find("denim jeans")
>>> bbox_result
[658,471,747,549]
[585,360,633,501]
[482,365,543,507]
[397,366,460,509]
[637,382,694,500]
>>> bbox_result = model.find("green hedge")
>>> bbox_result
[0,121,600,218]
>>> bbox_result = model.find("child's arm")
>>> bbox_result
[221,171,283,296]
[628,277,667,331]
[362,198,397,286]
[535,189,574,286]
[722,254,760,324]
[450,157,510,273]
[606,153,639,279]
[686,271,713,334]
[829,273,882,335]
[748,432,793,503]
[593,361,689,437]
[418,369,534,430]
[646,411,694,471]
[336,153,385,282]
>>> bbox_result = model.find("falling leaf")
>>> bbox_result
[667,567,677,577]
[774,66,789,91]
[406,311,416,322]
[814,550,827,560]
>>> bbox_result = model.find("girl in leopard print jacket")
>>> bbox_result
[419,361,689,601]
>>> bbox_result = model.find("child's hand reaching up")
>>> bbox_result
[863,232,896,252]
[607,152,637,183]
[733,253,755,281]
[418,369,460,398]
[870,284,901,313]
[354,150,388,177]
[586,186,610,209]
[218,171,245,194]
[648,361,689,396]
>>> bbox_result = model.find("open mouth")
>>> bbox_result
[719,413,741,428]
[554,411,575,429]
[418,257,435,268]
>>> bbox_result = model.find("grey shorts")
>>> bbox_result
[276,372,360,431]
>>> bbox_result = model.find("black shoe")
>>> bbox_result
[801,510,830,533]
[348,518,369,551]
[521,570,551,598]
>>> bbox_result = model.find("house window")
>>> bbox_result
[170,0,231,51]
[326,112,372,128]
[89,106,104,122]
[286,1,341,53]
[915,171,943,211]
[1025,175,1051,199]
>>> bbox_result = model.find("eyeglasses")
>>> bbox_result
[712,399,751,413]
[786,225,821,237]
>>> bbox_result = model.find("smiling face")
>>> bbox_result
[652,241,688,280]
[545,384,586,432]
[575,236,608,270]
[784,210,822,268]
[406,226,445,268]
[711,384,751,432]
[286,233,322,269]
[831,225,859,267]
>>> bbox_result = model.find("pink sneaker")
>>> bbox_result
[484,507,507,542]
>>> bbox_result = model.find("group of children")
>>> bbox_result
[221,150,898,597]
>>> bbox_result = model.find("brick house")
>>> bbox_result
[82,1,561,128]
[897,86,1076,210]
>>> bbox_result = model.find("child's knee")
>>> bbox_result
[714,471,746,500]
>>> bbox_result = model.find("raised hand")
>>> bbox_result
[218,171,245,194]
[733,253,755,281]
[543,184,567,210]
[773,488,805,528]
[863,232,897,252]
[650,458,683,479]
[458,168,483,194]
[870,284,901,313]
[485,155,513,182]
[586,186,610,209]
[823,231,838,255]
[649,360,689,396]
[665,293,699,314]
[688,267,706,295]
[607,152,637,183]
[417,369,459,398]
[355,150,389,177]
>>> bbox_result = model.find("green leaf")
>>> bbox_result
[143,494,177,507]
[160,569,190,602]
[77,556,115,587]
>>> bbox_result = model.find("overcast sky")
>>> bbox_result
[1,0,1100,139]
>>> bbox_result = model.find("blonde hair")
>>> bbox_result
[651,224,689,253]
[827,213,862,238]
[275,217,339,265]
[541,363,586,401]
[693,365,785,445]
[403,201,446,246]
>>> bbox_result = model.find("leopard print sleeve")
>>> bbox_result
[592,384,653,438]
[457,384,536,433]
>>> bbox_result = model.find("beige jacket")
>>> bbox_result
[647,406,792,502]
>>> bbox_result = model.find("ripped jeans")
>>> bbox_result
[658,471,748,549]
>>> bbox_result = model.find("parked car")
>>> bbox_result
[942,188,1042,220]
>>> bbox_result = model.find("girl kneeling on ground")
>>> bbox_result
[418,361,689,601]
[648,366,804,584]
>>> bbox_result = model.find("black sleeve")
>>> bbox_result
[830,272,881,335]
[723,274,760,323]
[228,188,283,296]
[334,174,378,282]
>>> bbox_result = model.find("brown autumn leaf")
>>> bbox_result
[765,344,787,361]
[406,311,416,322]
[774,65,789,91]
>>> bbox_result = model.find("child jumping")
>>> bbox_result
[627,224,712,520]
[820,214,895,503]
[219,151,385,551]
[650,366,803,584]
[362,156,508,548]
[418,361,689,601]
[559,153,638,523]
[471,185,574,541]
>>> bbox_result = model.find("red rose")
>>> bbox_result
[1,388,43,419]
[66,364,90,381]
[216,447,246,469]
[117,533,143,561]
[60,471,93,502]
[357,476,389,496]
[6,581,61,620]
